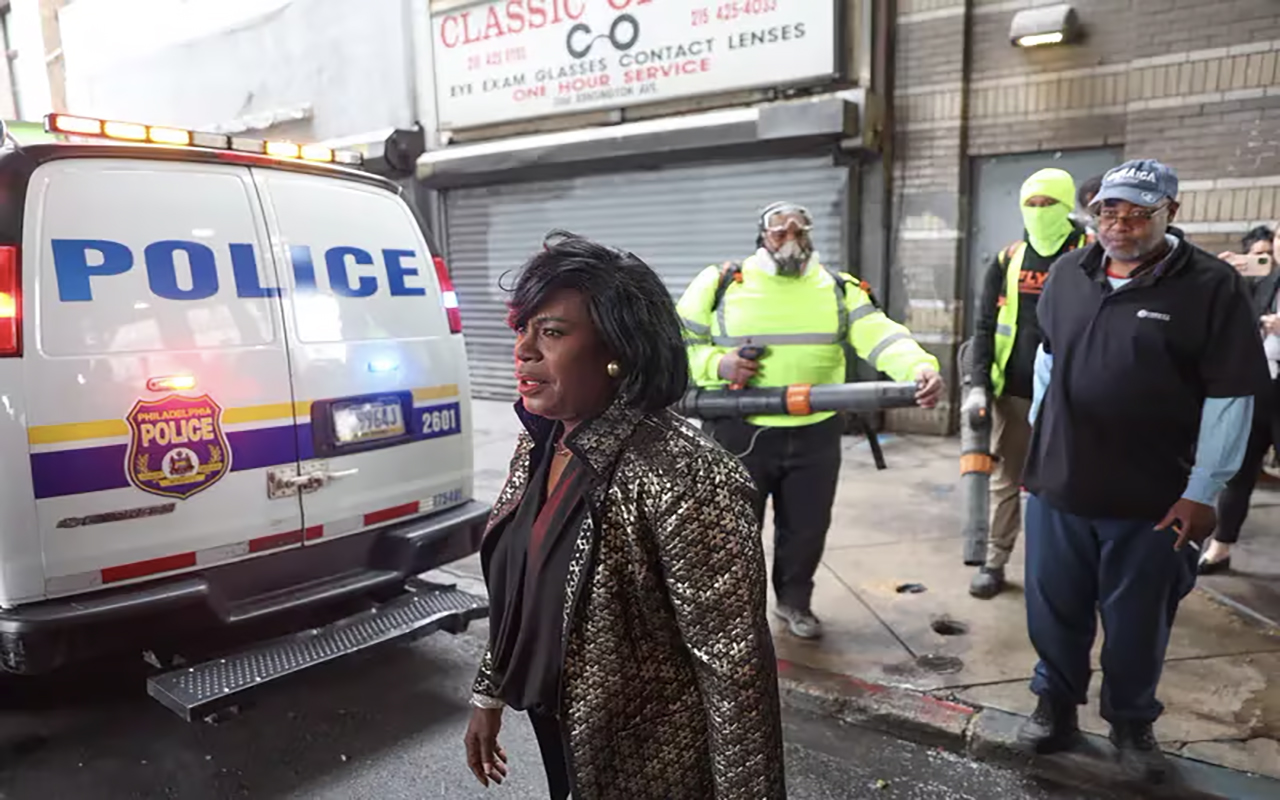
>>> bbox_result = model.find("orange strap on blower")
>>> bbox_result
[785,384,812,416]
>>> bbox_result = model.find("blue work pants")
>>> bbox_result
[1024,494,1198,723]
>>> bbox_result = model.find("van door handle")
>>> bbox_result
[284,473,326,495]
[312,468,358,491]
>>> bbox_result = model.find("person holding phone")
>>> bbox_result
[1018,160,1268,785]
[1219,225,1274,277]
[1201,223,1280,573]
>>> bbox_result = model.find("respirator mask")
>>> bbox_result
[760,202,814,276]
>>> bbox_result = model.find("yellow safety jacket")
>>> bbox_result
[990,232,1088,397]
[676,253,939,427]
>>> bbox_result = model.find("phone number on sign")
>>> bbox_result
[467,47,528,72]
[692,0,779,25]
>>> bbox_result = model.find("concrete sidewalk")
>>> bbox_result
[765,430,1280,797]
[463,400,1280,797]
[1197,487,1280,633]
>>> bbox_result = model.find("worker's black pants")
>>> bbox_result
[1025,495,1198,724]
[706,415,843,612]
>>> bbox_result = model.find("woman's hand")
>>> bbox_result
[464,707,508,787]
[1262,314,1280,337]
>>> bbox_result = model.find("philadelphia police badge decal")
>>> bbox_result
[125,394,231,499]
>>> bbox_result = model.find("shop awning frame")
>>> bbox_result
[416,90,865,187]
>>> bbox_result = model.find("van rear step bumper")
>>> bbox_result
[0,500,490,675]
[147,579,487,721]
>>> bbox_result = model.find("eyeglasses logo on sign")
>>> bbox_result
[566,13,640,59]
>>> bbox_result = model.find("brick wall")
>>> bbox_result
[886,0,1280,434]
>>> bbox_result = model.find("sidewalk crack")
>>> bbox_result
[824,563,918,660]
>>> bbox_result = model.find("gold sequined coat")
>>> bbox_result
[474,400,786,799]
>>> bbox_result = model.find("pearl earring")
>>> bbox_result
[606,361,621,378]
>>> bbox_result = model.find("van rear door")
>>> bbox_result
[24,158,304,597]
[251,168,473,545]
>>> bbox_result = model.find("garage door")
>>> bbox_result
[444,156,848,400]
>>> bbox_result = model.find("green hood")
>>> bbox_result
[1020,168,1076,256]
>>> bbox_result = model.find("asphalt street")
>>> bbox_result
[0,617,1094,800]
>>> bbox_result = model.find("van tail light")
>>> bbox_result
[433,256,462,334]
[0,246,21,357]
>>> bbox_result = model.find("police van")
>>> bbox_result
[0,114,489,719]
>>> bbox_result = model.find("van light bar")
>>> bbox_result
[149,126,192,146]
[49,114,102,136]
[44,113,363,167]
[301,144,334,163]
[230,136,266,154]
[103,120,147,141]
[191,131,230,149]
[265,141,300,159]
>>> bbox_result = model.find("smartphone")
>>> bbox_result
[1231,253,1273,277]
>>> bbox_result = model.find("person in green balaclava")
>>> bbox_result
[969,167,1089,599]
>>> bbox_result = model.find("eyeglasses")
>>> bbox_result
[1094,204,1169,226]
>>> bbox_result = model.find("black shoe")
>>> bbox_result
[1197,555,1231,575]
[969,566,1006,599]
[1017,694,1081,754]
[1110,721,1170,784]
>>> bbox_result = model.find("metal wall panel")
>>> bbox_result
[444,157,848,400]
[966,148,1123,333]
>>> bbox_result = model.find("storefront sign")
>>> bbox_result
[430,0,837,130]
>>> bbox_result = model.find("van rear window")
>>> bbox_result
[34,162,277,356]
[260,172,446,343]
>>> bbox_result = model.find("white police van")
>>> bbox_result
[0,114,489,719]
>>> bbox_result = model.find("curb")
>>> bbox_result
[1196,584,1280,633]
[776,659,1280,800]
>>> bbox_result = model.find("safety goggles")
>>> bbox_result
[763,206,814,238]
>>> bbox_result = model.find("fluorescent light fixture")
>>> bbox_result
[1010,4,1080,48]
[1017,32,1065,47]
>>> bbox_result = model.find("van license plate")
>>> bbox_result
[332,398,405,443]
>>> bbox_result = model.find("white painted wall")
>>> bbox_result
[8,0,53,120]
[56,0,417,141]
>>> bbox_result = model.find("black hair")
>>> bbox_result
[1077,174,1104,208]
[1242,225,1275,252]
[507,230,689,413]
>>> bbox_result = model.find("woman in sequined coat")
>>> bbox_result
[462,231,786,800]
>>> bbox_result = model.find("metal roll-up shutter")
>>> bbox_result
[445,156,848,400]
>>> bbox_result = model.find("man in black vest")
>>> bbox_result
[1018,159,1268,784]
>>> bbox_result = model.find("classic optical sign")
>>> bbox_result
[429,0,837,130]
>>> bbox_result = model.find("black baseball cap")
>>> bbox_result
[1092,159,1179,208]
